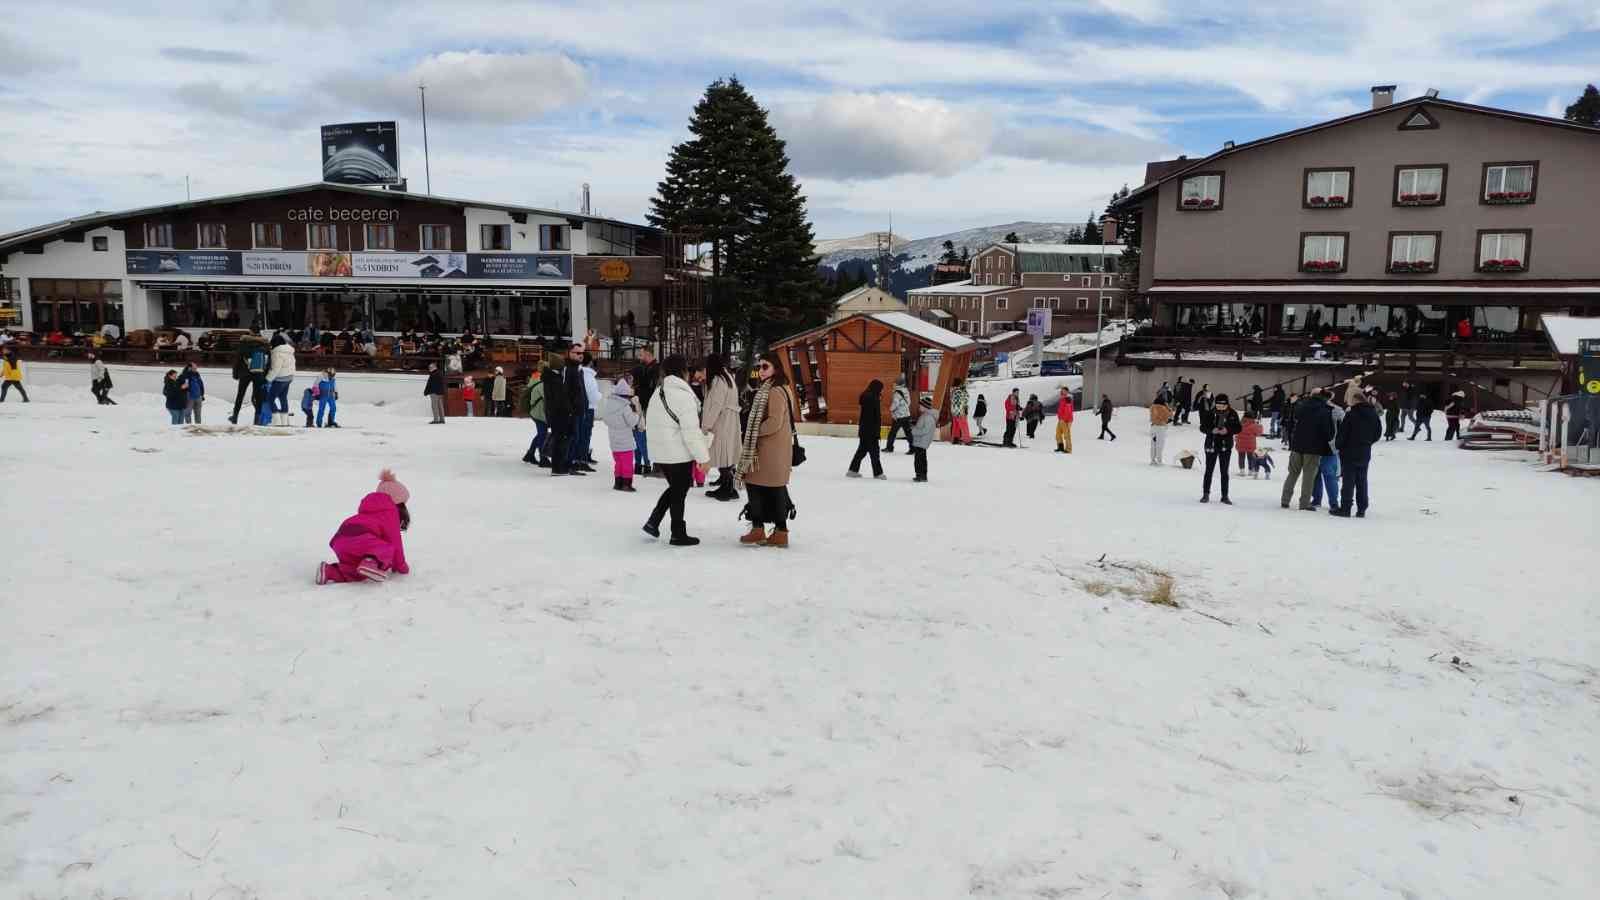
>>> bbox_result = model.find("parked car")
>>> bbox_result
[969,360,998,378]
[1011,361,1038,378]
[1039,360,1082,376]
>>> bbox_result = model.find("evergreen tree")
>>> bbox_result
[649,77,825,356]
[1004,231,1020,243]
[1065,226,1084,244]
[1565,84,1600,126]
[1081,211,1101,245]
[959,245,970,262]
[939,239,959,264]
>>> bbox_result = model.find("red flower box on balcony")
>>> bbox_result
[1327,195,1346,205]
[1481,259,1525,272]
[1303,260,1343,272]
[1199,198,1216,207]
[1485,191,1532,204]
[1390,260,1435,273]
[1182,198,1201,207]
[1308,195,1326,204]
[1398,192,1440,206]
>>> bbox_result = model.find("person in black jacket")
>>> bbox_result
[1097,394,1117,441]
[162,369,188,425]
[1334,394,1383,517]
[423,362,446,424]
[846,379,886,479]
[563,342,593,473]
[1383,392,1400,441]
[1249,384,1264,418]
[1174,377,1194,424]
[1281,389,1335,510]
[630,347,660,475]
[1198,393,1242,504]
[1409,389,1435,440]
[1267,386,1285,437]
[228,328,269,424]
[543,353,576,475]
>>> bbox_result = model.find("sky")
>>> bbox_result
[1,0,1596,241]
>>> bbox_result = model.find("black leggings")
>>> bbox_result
[848,437,883,476]
[648,462,694,535]
[0,381,27,402]
[746,484,791,531]
[1203,449,1231,498]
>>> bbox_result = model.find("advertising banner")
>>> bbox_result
[1582,338,1600,396]
[320,121,400,185]
[1025,308,1050,336]
[467,253,572,280]
[242,252,309,277]
[125,251,241,276]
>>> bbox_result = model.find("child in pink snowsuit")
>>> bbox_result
[317,469,412,584]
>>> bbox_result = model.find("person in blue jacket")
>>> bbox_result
[182,362,206,424]
[301,386,316,428]
[316,368,339,428]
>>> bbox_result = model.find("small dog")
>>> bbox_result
[1249,447,1275,479]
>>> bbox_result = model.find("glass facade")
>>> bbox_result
[29,278,123,331]
[157,286,573,337]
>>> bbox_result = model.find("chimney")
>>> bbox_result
[580,182,591,215]
[1371,85,1397,109]
[1102,214,1118,243]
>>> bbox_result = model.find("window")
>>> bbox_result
[92,236,108,251]
[145,223,173,248]
[1482,162,1537,205]
[1077,297,1089,310]
[307,224,337,250]
[1304,168,1353,208]
[1051,297,1061,310]
[984,256,993,271]
[1477,230,1530,272]
[365,224,395,250]
[539,224,567,251]
[252,223,283,249]
[1101,275,1113,287]
[480,224,510,251]
[420,225,451,251]
[1033,297,1047,308]
[1299,233,1348,272]
[1388,232,1440,273]
[1080,276,1091,287]
[1395,165,1446,206]
[996,297,1008,309]
[197,223,227,249]
[1178,172,1223,210]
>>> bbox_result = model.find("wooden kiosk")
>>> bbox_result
[768,311,976,426]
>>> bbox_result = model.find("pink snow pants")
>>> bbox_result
[951,416,971,443]
[323,532,395,584]
[613,449,635,480]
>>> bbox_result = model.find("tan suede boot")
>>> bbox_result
[739,526,767,545]
[761,531,789,549]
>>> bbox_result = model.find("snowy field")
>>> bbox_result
[4,383,1598,899]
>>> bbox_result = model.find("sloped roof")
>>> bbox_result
[1114,96,1600,212]
[1540,314,1600,356]
[906,279,1008,296]
[0,182,656,255]
[769,310,976,352]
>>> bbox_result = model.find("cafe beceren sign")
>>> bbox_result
[287,206,400,222]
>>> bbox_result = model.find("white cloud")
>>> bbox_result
[337,50,590,124]
[775,93,992,179]
[996,126,1174,166]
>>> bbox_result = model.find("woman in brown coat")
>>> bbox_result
[736,352,796,548]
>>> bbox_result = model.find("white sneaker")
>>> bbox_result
[846,471,862,478]
[315,562,328,585]
[874,474,887,480]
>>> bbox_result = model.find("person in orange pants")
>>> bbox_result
[1054,386,1074,453]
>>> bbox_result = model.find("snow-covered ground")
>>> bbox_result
[5,384,1597,899]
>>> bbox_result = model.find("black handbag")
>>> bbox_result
[785,390,806,467]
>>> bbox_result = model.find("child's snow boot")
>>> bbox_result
[620,478,636,493]
[356,557,389,582]
[315,562,329,585]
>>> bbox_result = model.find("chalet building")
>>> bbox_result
[830,285,907,321]
[904,242,1127,337]
[1114,88,1600,339]
[0,183,666,347]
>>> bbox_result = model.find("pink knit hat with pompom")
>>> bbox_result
[377,469,410,505]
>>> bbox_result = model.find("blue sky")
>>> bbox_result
[1,0,1596,240]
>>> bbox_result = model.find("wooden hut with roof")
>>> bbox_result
[768,311,977,426]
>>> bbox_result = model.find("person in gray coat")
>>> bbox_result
[701,354,742,501]
[602,377,642,492]
[883,375,914,454]
[910,395,937,482]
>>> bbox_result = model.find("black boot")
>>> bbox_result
[620,478,636,493]
[669,531,700,547]
[614,477,628,492]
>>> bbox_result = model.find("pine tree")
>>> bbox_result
[1065,226,1084,244]
[1081,211,1101,245]
[939,239,959,264]
[1004,231,1020,243]
[1565,84,1600,126]
[649,77,824,356]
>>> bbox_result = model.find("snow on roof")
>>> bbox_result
[1540,314,1600,355]
[870,311,975,350]
[906,280,1007,296]
[994,243,1125,255]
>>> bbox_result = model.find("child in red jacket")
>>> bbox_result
[317,470,412,584]
[1236,413,1264,471]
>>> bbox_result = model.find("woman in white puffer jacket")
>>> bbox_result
[641,354,710,546]
[266,339,297,426]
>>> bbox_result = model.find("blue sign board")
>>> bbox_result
[125,250,241,276]
[466,254,572,280]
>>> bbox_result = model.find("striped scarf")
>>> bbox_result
[736,382,773,479]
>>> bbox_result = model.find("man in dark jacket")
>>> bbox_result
[1409,389,1435,440]
[847,380,885,479]
[543,354,576,475]
[1399,381,1418,431]
[1267,386,1285,437]
[1174,377,1194,424]
[229,329,269,424]
[1281,389,1335,510]
[630,347,660,475]
[562,342,593,473]
[1334,394,1383,517]
[1198,393,1242,504]
[423,362,446,423]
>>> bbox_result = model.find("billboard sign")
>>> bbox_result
[467,253,571,280]
[1581,338,1600,396]
[125,250,241,276]
[242,252,309,277]
[320,121,400,185]
[1025,308,1050,336]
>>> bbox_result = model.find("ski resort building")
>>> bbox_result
[0,183,677,356]
[905,242,1128,337]
[1105,88,1600,409]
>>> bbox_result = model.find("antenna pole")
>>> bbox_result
[419,83,432,194]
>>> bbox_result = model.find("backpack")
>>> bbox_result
[248,348,267,373]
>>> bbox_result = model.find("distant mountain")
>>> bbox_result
[816,221,1085,296]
